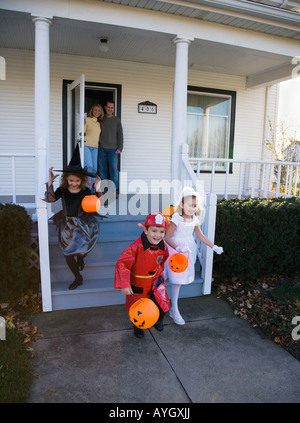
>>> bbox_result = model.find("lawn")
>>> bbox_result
[0,290,42,403]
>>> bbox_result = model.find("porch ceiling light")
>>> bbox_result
[99,38,109,53]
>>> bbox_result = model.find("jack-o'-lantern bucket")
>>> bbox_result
[129,298,160,329]
[81,195,101,213]
[169,252,188,273]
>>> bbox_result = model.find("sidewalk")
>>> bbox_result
[28,294,300,403]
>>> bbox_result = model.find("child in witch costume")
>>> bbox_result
[45,145,102,290]
[114,213,170,338]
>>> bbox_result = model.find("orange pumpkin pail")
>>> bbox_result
[168,252,189,273]
[129,298,160,329]
[81,195,101,213]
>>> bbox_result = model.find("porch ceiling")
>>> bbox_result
[0,7,298,86]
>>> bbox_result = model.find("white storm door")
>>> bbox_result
[67,74,85,166]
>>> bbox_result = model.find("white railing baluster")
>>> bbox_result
[276,164,282,197]
[210,161,216,194]
[238,162,243,199]
[288,166,293,196]
[294,166,299,196]
[251,163,257,198]
[11,156,16,203]
[224,161,230,199]
[263,164,269,198]
[269,164,274,196]
[196,161,200,178]
[0,153,36,208]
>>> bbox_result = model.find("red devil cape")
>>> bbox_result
[114,232,170,312]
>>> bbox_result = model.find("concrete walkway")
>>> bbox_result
[28,295,300,403]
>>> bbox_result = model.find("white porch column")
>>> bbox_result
[33,16,52,312]
[171,36,193,201]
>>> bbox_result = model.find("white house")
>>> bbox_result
[0,0,300,311]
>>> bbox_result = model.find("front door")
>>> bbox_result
[67,74,85,166]
[63,79,122,175]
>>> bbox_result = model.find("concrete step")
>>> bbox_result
[51,278,125,310]
[49,241,131,282]
[46,199,205,311]
[51,273,204,311]
[48,216,146,244]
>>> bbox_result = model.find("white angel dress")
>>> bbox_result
[165,212,199,285]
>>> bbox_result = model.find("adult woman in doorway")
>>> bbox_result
[84,104,104,176]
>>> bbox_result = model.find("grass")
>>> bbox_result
[0,269,42,403]
[0,329,34,403]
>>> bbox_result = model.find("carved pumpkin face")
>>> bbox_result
[129,298,160,329]
[81,195,101,212]
[169,253,188,273]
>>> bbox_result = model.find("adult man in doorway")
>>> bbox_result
[98,101,123,195]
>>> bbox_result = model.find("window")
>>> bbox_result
[187,86,236,172]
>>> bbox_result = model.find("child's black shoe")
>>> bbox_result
[154,321,164,331]
[133,325,144,338]
[68,276,83,290]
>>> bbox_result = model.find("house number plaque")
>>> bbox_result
[138,101,157,114]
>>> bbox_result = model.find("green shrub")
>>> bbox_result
[0,204,32,301]
[214,197,300,278]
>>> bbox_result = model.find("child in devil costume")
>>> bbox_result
[114,213,170,338]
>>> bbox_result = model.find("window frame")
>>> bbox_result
[187,86,236,173]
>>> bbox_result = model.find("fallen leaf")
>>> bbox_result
[6,321,15,330]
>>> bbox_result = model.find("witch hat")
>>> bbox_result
[55,144,96,177]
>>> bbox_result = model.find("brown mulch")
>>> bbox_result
[212,274,300,362]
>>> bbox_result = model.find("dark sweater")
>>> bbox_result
[99,115,123,151]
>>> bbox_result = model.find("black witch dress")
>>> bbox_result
[45,184,99,258]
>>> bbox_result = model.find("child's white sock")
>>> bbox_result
[170,284,185,325]
[170,284,181,313]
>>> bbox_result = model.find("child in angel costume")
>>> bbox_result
[165,187,223,325]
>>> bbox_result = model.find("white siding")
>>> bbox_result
[0,48,277,197]
[0,49,35,195]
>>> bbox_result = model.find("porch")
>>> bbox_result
[2,148,299,311]
[1,0,300,312]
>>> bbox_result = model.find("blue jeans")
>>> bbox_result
[98,147,119,191]
[84,146,98,175]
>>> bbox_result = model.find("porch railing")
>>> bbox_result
[180,143,300,294]
[0,152,36,210]
[181,143,300,199]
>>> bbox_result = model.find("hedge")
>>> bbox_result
[0,204,32,300]
[213,197,300,279]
